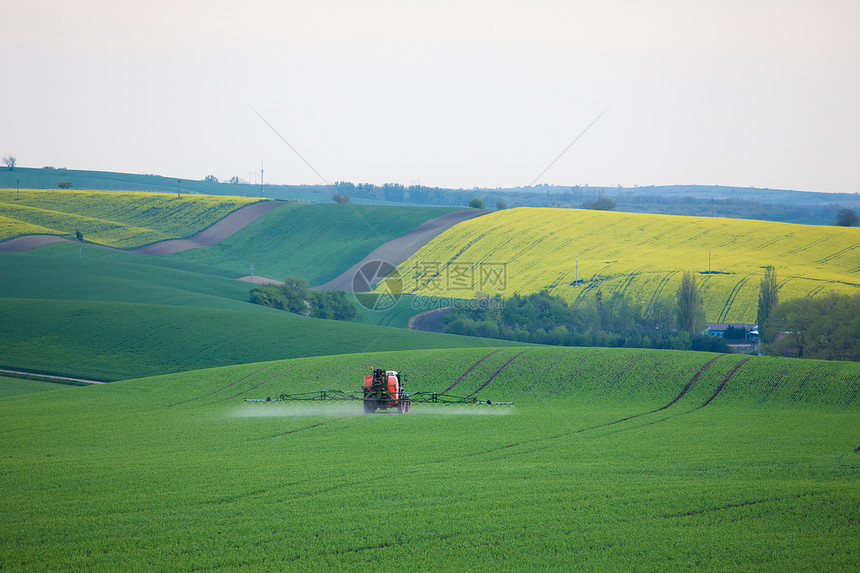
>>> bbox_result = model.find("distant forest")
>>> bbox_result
[2,167,857,226]
[331,181,856,225]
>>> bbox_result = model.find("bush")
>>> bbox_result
[249,276,356,321]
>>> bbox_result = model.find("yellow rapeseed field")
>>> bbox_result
[391,207,860,323]
[0,189,262,248]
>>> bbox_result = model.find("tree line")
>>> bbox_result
[442,271,729,352]
[249,277,356,321]
[762,291,859,361]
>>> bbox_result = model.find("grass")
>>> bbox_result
[389,207,860,323]
[0,297,525,381]
[0,375,66,397]
[167,203,458,285]
[0,243,262,311]
[0,346,856,571]
[0,188,262,247]
[0,242,498,380]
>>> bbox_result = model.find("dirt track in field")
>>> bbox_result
[0,235,68,252]
[0,200,287,255]
[131,201,287,255]
[314,209,491,291]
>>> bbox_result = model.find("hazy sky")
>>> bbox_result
[3,1,859,192]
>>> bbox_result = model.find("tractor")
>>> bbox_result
[363,367,410,414]
[244,366,512,413]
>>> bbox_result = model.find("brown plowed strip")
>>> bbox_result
[168,366,269,407]
[693,356,751,410]
[132,200,287,255]
[467,350,531,398]
[440,350,502,395]
[227,365,295,400]
[314,209,492,291]
[0,234,68,252]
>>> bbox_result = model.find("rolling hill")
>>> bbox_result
[389,207,860,323]
[1,347,857,570]
[166,203,461,285]
[0,188,263,247]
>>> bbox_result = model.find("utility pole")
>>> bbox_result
[250,263,255,283]
[260,161,264,196]
[16,179,19,200]
[177,179,181,199]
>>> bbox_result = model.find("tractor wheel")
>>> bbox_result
[364,399,377,414]
[397,396,411,414]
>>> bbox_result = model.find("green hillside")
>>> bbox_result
[167,203,458,284]
[0,245,255,309]
[0,167,326,201]
[1,347,856,571]
[0,298,524,381]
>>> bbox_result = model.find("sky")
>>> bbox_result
[2,0,859,193]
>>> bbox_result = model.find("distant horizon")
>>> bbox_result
[5,164,858,197]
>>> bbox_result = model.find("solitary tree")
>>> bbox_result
[676,271,705,335]
[469,197,485,209]
[2,155,15,170]
[835,208,859,227]
[756,265,779,339]
[204,174,219,183]
[496,199,507,210]
[332,192,352,204]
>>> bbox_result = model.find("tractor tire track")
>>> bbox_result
[168,366,270,407]
[717,277,749,323]
[446,355,727,462]
[467,350,531,398]
[606,356,752,434]
[694,356,751,410]
[440,350,501,395]
[226,365,295,400]
[425,355,725,464]
[567,355,723,433]
[261,421,331,439]
[652,355,723,413]
[662,492,814,519]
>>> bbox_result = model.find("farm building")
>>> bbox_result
[707,323,759,354]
